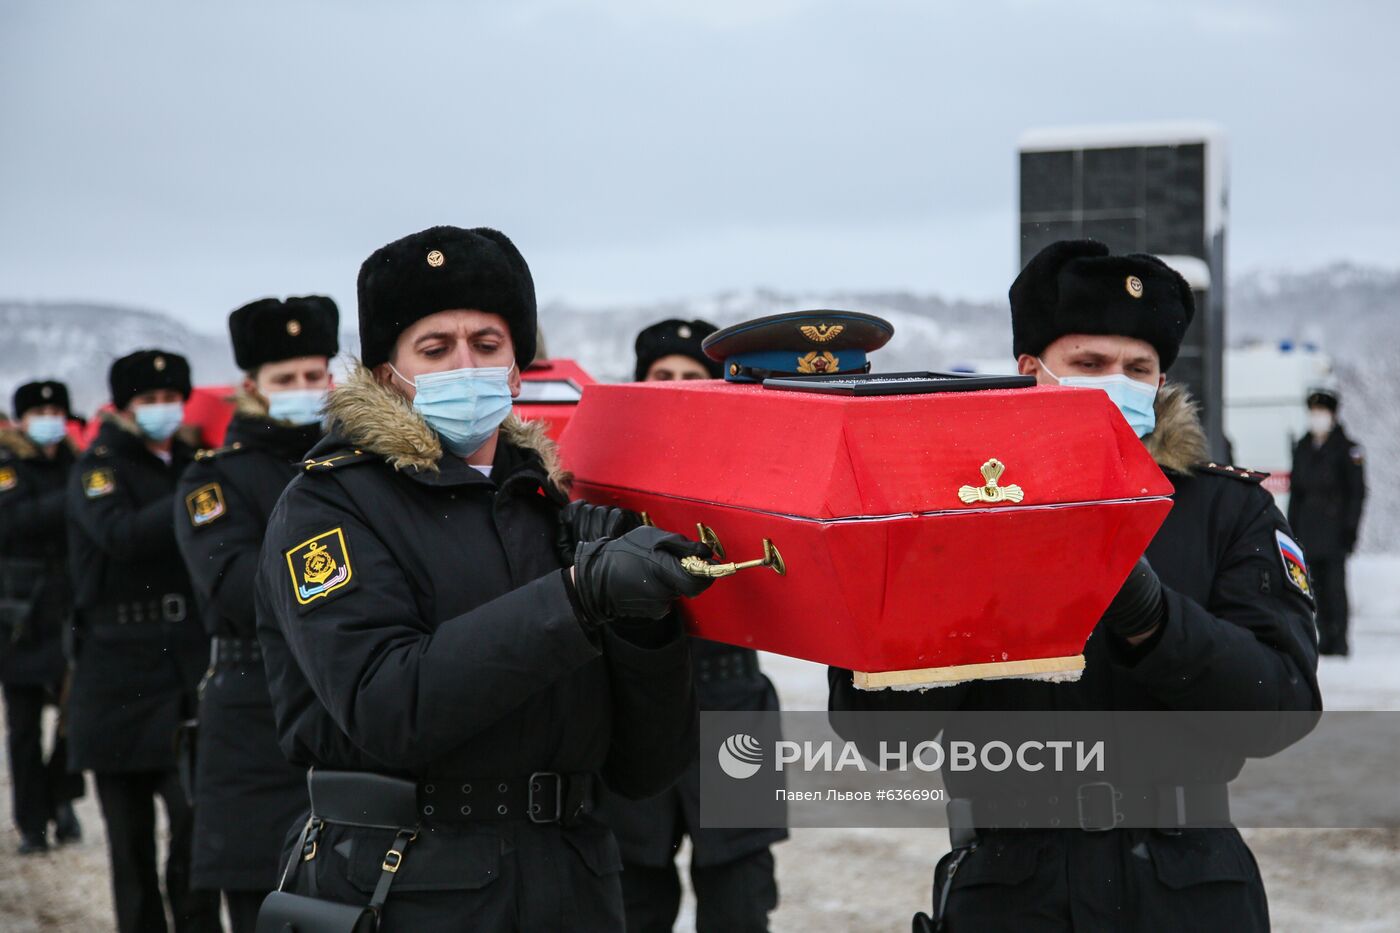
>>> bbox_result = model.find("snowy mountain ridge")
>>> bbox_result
[3,262,1396,549]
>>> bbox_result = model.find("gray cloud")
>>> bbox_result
[2,0,1395,330]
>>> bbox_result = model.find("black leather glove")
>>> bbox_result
[572,526,713,630]
[1099,557,1165,641]
[556,500,643,566]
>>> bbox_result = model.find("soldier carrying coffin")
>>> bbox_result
[831,239,1321,932]
[254,225,714,931]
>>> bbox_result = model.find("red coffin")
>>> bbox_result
[561,382,1173,688]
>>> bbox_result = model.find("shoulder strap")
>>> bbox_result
[301,449,376,473]
[193,441,255,463]
[1192,461,1269,484]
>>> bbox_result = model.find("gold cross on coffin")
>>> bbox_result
[958,458,1025,505]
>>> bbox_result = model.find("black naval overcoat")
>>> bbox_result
[1287,425,1366,560]
[0,430,75,687]
[596,638,787,868]
[830,386,1321,932]
[65,415,208,773]
[174,407,321,892]
[255,369,698,932]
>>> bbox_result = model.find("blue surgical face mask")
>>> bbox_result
[1039,359,1159,438]
[25,415,68,446]
[267,388,328,427]
[133,402,185,441]
[391,363,515,458]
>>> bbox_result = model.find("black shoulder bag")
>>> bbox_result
[256,816,418,933]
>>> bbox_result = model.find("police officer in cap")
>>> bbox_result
[67,351,221,933]
[831,240,1320,932]
[173,296,338,931]
[255,225,713,930]
[592,319,788,933]
[0,380,85,855]
[1288,387,1366,656]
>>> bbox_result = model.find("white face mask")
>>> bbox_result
[390,363,515,457]
[1308,411,1334,436]
[133,402,185,441]
[1038,359,1159,437]
[267,388,329,426]
[24,414,68,446]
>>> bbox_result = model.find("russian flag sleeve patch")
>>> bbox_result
[1275,530,1313,600]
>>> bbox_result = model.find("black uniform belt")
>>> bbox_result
[86,594,189,630]
[210,636,261,668]
[696,648,759,684]
[955,782,1231,834]
[308,769,595,827]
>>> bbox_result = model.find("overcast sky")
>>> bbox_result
[2,0,1395,333]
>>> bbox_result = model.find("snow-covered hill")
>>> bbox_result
[3,264,1395,550]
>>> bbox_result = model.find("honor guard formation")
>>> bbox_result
[0,228,1352,932]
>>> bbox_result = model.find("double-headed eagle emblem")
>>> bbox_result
[958,458,1025,505]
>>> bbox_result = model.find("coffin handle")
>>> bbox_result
[695,524,727,560]
[681,539,786,579]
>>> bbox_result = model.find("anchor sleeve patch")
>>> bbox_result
[1275,529,1313,601]
[83,468,116,499]
[0,466,18,493]
[185,483,227,527]
[286,528,355,606]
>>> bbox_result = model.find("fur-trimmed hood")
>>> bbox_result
[233,389,270,419]
[324,362,571,489]
[1144,382,1208,473]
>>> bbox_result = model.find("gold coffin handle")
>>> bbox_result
[681,538,786,579]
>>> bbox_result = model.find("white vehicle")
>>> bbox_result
[1224,342,1333,511]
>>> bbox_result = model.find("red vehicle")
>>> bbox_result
[516,358,596,442]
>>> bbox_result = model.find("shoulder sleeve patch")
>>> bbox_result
[1275,529,1314,601]
[83,467,116,499]
[1194,462,1269,484]
[185,482,227,527]
[286,528,355,606]
[301,450,373,473]
[0,466,17,492]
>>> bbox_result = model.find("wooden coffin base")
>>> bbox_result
[853,654,1086,691]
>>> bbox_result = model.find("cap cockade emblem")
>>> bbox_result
[287,319,302,336]
[797,351,839,374]
[153,356,167,371]
[1126,275,1144,299]
[800,323,845,343]
[426,249,445,268]
[958,458,1025,505]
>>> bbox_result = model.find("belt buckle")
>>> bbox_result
[1076,782,1122,832]
[162,594,187,623]
[528,771,563,824]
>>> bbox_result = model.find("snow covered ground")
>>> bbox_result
[2,556,1397,931]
